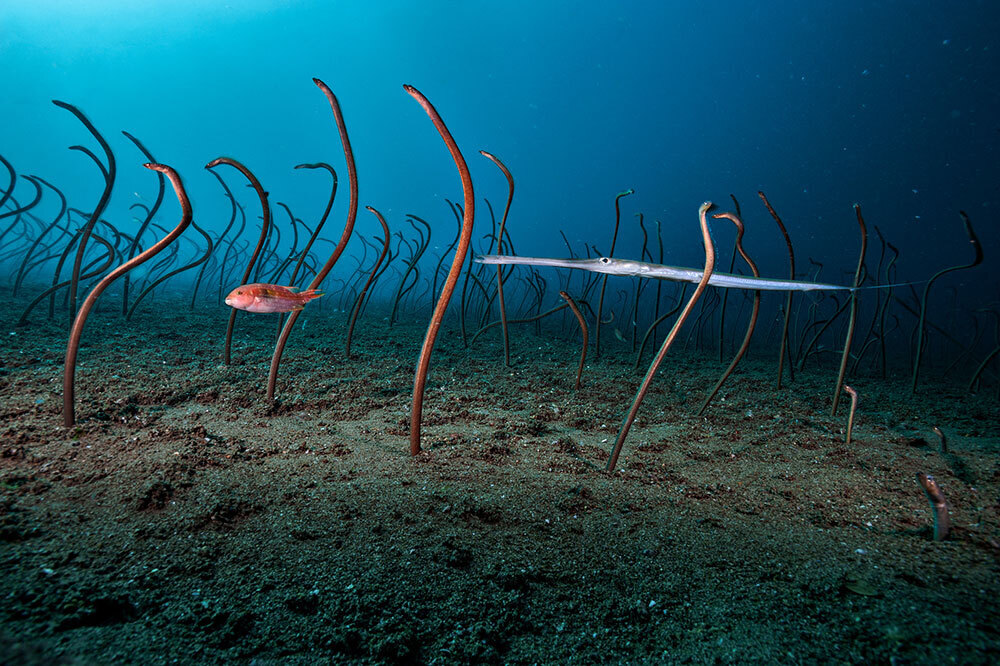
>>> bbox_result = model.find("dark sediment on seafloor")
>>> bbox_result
[2,294,998,664]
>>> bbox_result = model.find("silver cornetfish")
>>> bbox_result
[474,255,853,292]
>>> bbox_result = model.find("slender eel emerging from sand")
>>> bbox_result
[911,211,983,394]
[559,290,588,389]
[697,210,761,416]
[606,202,718,472]
[52,100,116,324]
[206,157,271,365]
[597,189,635,359]
[843,385,858,445]
[406,83,475,456]
[916,473,950,541]
[345,206,390,359]
[830,204,867,417]
[268,78,358,401]
[932,426,948,453]
[63,163,191,427]
[479,150,514,367]
[758,190,796,388]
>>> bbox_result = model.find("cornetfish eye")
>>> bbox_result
[600,257,610,264]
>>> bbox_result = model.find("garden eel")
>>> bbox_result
[475,255,915,293]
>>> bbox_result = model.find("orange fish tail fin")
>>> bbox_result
[301,289,325,301]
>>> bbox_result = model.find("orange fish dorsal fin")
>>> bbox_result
[286,286,300,293]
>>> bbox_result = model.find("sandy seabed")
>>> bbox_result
[1,295,998,665]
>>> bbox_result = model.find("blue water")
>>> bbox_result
[2,1,997,290]
[3,5,1000,662]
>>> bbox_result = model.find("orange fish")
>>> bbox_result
[224,283,324,313]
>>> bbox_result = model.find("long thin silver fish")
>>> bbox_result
[475,255,850,292]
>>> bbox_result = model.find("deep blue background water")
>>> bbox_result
[2,1,998,296]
